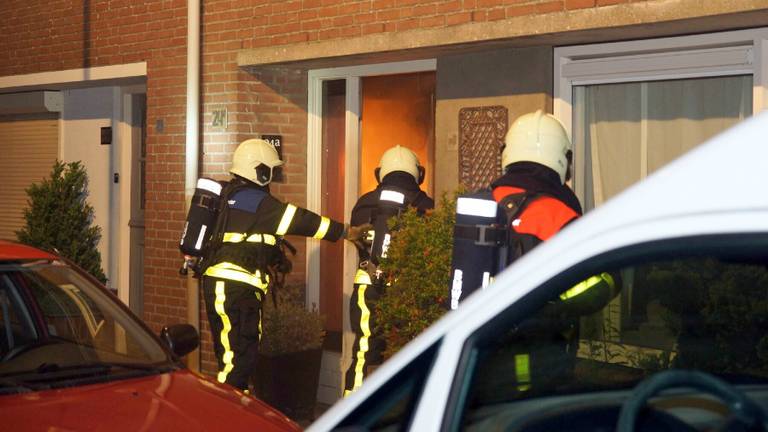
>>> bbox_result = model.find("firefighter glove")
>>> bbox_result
[346,223,373,250]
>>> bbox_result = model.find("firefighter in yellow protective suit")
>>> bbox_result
[201,139,368,391]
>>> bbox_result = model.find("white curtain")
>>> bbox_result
[576,75,752,208]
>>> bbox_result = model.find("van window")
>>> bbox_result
[337,343,439,431]
[453,235,768,429]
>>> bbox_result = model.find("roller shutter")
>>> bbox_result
[0,116,59,240]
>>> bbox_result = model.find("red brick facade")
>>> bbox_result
[2,0,765,375]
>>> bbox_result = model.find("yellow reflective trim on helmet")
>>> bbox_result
[354,268,372,285]
[204,262,269,290]
[560,272,615,301]
[313,217,331,239]
[350,282,372,392]
[515,353,531,392]
[275,204,297,235]
[214,281,235,384]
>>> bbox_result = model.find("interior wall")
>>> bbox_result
[61,87,115,287]
[360,72,435,196]
[434,46,553,199]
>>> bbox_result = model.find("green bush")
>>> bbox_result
[260,284,325,355]
[375,192,456,360]
[16,161,107,283]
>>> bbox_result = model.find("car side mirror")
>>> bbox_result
[160,324,199,358]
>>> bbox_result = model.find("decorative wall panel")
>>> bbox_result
[458,106,507,192]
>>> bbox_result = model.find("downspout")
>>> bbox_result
[185,0,201,372]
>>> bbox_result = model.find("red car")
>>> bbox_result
[0,240,300,431]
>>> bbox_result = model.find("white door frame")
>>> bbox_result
[554,27,768,203]
[305,59,437,312]
[115,85,147,309]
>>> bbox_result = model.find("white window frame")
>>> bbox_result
[305,59,436,310]
[554,28,768,203]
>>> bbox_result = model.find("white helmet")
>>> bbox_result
[502,110,572,184]
[376,145,424,184]
[230,138,284,186]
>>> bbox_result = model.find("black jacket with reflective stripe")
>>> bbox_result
[209,177,344,272]
[350,172,434,263]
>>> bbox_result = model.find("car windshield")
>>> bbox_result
[0,260,173,392]
[459,239,768,427]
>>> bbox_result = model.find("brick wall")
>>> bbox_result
[235,0,648,49]
[0,0,193,336]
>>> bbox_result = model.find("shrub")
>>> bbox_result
[375,191,456,359]
[260,284,325,355]
[16,161,107,283]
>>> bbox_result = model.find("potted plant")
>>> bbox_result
[252,283,325,421]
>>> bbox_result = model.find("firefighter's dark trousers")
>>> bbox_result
[202,275,264,391]
[344,269,385,396]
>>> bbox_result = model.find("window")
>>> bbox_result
[573,75,752,208]
[453,234,768,430]
[555,28,768,209]
[0,276,37,358]
[0,261,168,377]
[337,343,439,431]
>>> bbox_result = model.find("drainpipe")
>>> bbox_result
[185,0,201,372]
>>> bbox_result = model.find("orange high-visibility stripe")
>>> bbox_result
[493,187,578,241]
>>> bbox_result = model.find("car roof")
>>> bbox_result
[0,240,57,261]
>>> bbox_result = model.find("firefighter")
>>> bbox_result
[201,138,368,391]
[492,109,582,251]
[450,110,585,306]
[490,110,616,393]
[343,145,434,396]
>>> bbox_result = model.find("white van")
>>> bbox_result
[310,112,768,432]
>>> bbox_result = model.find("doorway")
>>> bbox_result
[307,60,436,400]
[359,72,435,196]
[317,71,436,336]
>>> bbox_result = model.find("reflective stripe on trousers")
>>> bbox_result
[344,269,373,396]
[515,353,531,392]
[214,280,235,384]
[202,276,263,390]
[203,262,267,388]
